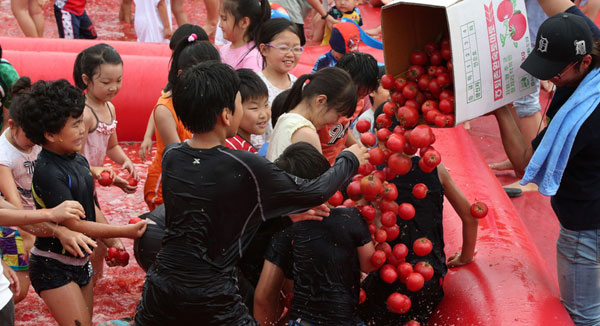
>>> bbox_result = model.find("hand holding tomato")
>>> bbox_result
[105,247,130,267]
[344,144,370,166]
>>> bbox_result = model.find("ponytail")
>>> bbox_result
[167,36,220,92]
[281,74,311,116]
[73,44,123,90]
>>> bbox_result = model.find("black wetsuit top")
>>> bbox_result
[266,207,372,325]
[134,143,358,326]
[32,149,96,257]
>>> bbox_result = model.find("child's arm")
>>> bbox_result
[157,0,173,39]
[21,223,97,257]
[139,111,156,161]
[106,131,138,180]
[437,164,478,267]
[0,200,85,226]
[1,259,18,295]
[155,105,183,145]
[357,241,378,272]
[254,260,287,326]
[291,127,323,154]
[60,217,147,240]
[0,165,24,209]
[493,106,533,177]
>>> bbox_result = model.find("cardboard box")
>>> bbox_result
[381,0,537,124]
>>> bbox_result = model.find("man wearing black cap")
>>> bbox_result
[494,1,600,324]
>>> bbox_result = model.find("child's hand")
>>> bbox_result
[447,251,475,268]
[164,27,173,39]
[104,241,128,267]
[50,200,86,223]
[113,175,137,194]
[289,204,330,222]
[121,160,139,180]
[344,144,370,166]
[123,220,147,239]
[1,260,19,295]
[56,228,97,258]
[139,137,153,161]
[91,166,115,180]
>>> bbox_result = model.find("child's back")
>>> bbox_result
[134,0,173,43]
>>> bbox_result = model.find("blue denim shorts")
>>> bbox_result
[513,79,541,118]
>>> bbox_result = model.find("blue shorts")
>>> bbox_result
[53,5,97,39]
[513,79,541,118]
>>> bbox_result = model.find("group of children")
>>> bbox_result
[0,2,481,324]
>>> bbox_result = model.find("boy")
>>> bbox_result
[254,141,377,326]
[225,69,271,153]
[134,61,368,325]
[351,65,390,147]
[319,0,362,45]
[318,52,379,164]
[312,22,360,73]
[54,0,97,39]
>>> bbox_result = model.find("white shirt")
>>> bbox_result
[134,0,173,43]
[0,263,12,311]
[266,112,316,161]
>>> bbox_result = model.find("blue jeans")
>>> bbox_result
[557,226,600,325]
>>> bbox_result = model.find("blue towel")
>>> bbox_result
[521,67,600,196]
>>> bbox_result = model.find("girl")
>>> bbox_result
[143,37,221,210]
[266,67,357,161]
[252,18,303,149]
[218,0,271,72]
[10,0,44,37]
[133,0,173,43]
[15,79,146,326]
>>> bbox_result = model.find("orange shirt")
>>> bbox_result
[143,94,193,210]
[318,98,363,165]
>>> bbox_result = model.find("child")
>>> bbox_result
[219,0,271,72]
[134,0,173,43]
[0,46,20,134]
[316,0,362,45]
[14,79,146,326]
[253,18,303,149]
[318,52,379,164]
[266,67,357,161]
[10,0,45,37]
[138,24,210,161]
[358,109,478,325]
[312,22,360,73]
[53,0,97,39]
[225,69,271,153]
[254,142,377,326]
[143,38,221,210]
[351,65,390,147]
[134,61,368,325]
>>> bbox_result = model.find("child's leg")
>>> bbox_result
[28,0,44,36]
[311,14,325,43]
[40,282,93,326]
[119,0,132,23]
[90,241,107,284]
[203,0,219,38]
[10,0,39,37]
[171,0,188,26]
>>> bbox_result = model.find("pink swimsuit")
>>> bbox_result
[83,104,117,167]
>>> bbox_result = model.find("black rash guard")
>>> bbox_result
[134,143,359,326]
[32,148,96,257]
[266,207,372,325]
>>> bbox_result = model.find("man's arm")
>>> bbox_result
[537,0,573,17]
[493,105,535,177]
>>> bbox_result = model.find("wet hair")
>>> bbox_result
[274,142,330,179]
[256,18,302,67]
[270,88,290,127]
[73,43,123,90]
[167,40,221,92]
[222,0,270,43]
[7,76,32,126]
[335,52,379,97]
[369,65,387,105]
[237,68,268,102]
[169,24,209,50]
[282,67,357,119]
[12,79,85,145]
[172,61,240,134]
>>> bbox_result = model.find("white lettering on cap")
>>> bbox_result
[575,40,587,55]
[538,36,549,53]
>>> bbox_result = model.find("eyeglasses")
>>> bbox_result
[555,61,579,80]
[265,44,304,55]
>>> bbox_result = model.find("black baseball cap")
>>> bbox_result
[521,13,594,80]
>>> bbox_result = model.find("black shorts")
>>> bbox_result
[133,222,164,272]
[28,253,93,295]
[0,298,14,326]
[53,5,97,39]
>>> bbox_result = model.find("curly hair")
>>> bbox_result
[11,79,85,145]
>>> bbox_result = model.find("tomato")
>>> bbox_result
[393,125,405,134]
[424,41,438,54]
[382,182,398,201]
[360,205,377,221]
[393,243,409,260]
[412,183,428,199]
[381,74,396,90]
[387,153,412,176]
[380,211,397,227]
[358,163,375,176]
[406,272,425,292]
[439,89,454,100]
[328,191,344,206]
[397,262,413,281]
[434,114,449,128]
[394,77,408,92]
[436,73,451,88]
[441,37,450,48]
[387,292,411,314]
[425,109,441,125]
[391,91,405,105]
[128,217,142,224]
[107,247,119,261]
[447,60,453,73]
[377,128,392,142]
[384,224,400,241]
[355,119,371,133]
[368,147,385,166]
[421,100,438,114]
[406,320,421,326]
[418,157,436,173]
[380,264,398,283]
[407,65,425,81]
[440,45,452,61]
[375,241,392,258]
[470,201,489,219]
[413,237,433,257]
[379,199,399,214]
[439,98,454,113]
[385,133,405,153]
[396,106,418,128]
[383,101,397,116]
[376,113,393,129]
[346,180,362,201]
[402,84,418,100]
[98,171,113,187]
[427,65,437,76]
[371,250,387,267]
[429,50,443,66]
[383,167,396,181]
[387,253,404,266]
[375,229,388,243]
[497,0,513,22]
[117,250,130,266]
[404,100,418,110]
[409,125,434,149]
[422,148,441,167]
[373,170,386,183]
[414,261,434,281]
[342,199,356,207]
[410,51,428,66]
[417,75,431,91]
[398,203,415,220]
[444,114,455,126]
[427,79,441,96]
[360,132,376,147]
[359,288,367,304]
[129,178,138,187]
[403,140,418,155]
[509,11,527,40]
[368,223,377,235]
